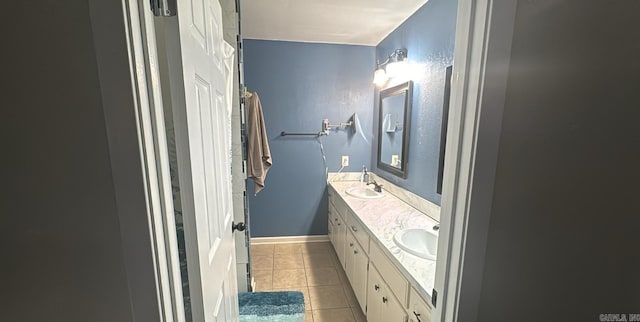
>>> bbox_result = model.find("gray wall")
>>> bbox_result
[373,0,458,206]
[476,1,640,321]
[243,40,375,237]
[1,1,157,321]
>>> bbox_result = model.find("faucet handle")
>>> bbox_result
[367,180,383,192]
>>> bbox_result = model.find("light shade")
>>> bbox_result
[373,68,388,86]
[385,60,407,78]
[373,48,408,86]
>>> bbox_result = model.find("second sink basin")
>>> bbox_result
[393,228,438,260]
[345,186,384,199]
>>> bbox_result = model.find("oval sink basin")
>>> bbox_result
[393,228,438,260]
[345,186,384,199]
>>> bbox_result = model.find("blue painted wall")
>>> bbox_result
[372,0,458,205]
[243,40,375,237]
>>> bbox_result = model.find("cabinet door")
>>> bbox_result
[334,214,346,267]
[366,265,384,322]
[345,229,368,312]
[345,230,356,281]
[352,240,369,313]
[381,289,407,322]
[328,203,337,247]
[409,288,431,322]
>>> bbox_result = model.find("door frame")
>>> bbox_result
[88,0,174,320]
[433,0,517,321]
[112,0,520,320]
[118,0,187,321]
[120,0,243,320]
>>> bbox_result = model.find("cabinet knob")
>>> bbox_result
[354,250,359,254]
[374,284,380,291]
[337,223,341,226]
[349,243,354,247]
[382,296,388,303]
[351,225,357,231]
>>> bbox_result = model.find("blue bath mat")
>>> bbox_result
[238,291,305,322]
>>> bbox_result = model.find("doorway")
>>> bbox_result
[123,0,515,321]
[125,0,247,320]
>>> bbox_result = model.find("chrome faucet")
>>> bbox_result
[367,179,383,193]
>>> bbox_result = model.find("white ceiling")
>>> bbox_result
[240,0,429,46]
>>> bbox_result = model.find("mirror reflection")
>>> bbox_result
[377,81,412,178]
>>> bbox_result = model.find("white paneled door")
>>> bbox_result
[172,0,239,320]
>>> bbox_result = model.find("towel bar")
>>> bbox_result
[280,131,324,137]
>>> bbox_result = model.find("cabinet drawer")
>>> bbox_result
[370,241,409,307]
[328,203,340,226]
[346,210,369,254]
[328,186,336,208]
[409,287,431,322]
[330,194,348,220]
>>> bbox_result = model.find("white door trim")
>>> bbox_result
[88,0,169,320]
[120,0,186,321]
[433,0,517,321]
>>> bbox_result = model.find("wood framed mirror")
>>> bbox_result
[377,81,412,178]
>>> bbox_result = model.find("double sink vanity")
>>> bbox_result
[327,174,440,322]
[324,71,448,321]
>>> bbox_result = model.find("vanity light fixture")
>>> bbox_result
[373,48,408,86]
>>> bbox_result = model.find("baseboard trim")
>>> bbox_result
[250,235,330,245]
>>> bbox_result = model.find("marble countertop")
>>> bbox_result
[328,180,438,303]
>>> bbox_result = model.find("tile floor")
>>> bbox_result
[250,241,367,322]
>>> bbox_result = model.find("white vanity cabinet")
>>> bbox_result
[327,184,432,322]
[331,185,370,311]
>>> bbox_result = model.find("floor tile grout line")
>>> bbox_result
[271,250,274,271]
[302,265,313,311]
[350,307,361,322]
